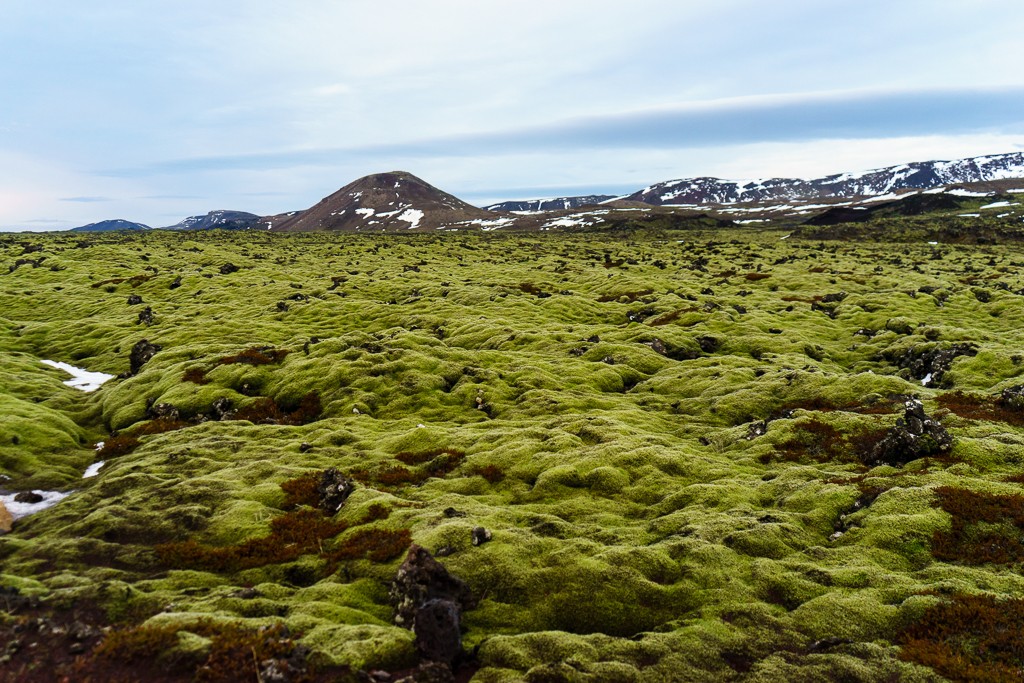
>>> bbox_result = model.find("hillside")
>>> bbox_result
[484,195,616,212]
[270,171,495,232]
[625,152,1024,206]
[69,219,150,232]
[163,210,260,231]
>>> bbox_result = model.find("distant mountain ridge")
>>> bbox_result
[164,210,260,231]
[625,152,1024,206]
[70,219,150,232]
[268,171,494,232]
[484,195,616,212]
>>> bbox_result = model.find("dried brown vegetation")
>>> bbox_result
[899,594,1024,683]
[931,486,1024,565]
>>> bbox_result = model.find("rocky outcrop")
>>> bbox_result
[390,545,476,668]
[864,399,953,467]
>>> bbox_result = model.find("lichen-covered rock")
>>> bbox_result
[390,545,476,664]
[14,491,44,504]
[998,385,1024,411]
[318,468,354,514]
[125,338,161,376]
[885,342,978,387]
[863,399,952,467]
[412,599,462,665]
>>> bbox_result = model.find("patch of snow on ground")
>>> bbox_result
[355,208,375,217]
[958,213,981,218]
[398,208,424,229]
[862,193,904,203]
[41,360,114,392]
[83,462,105,478]
[980,201,1019,210]
[948,189,991,197]
[544,216,596,228]
[1,490,70,519]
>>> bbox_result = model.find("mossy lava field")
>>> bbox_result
[3,226,1024,682]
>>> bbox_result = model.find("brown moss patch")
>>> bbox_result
[232,392,321,426]
[761,418,886,465]
[936,391,1024,426]
[217,346,290,366]
[86,620,315,683]
[182,367,210,384]
[898,593,1024,682]
[156,503,398,573]
[97,434,141,458]
[473,464,506,483]
[355,448,468,489]
[931,486,1024,565]
[280,472,321,509]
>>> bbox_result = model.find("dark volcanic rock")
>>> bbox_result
[126,294,143,305]
[863,399,952,467]
[999,385,1024,411]
[14,491,44,504]
[390,545,476,664]
[219,262,240,275]
[125,339,161,376]
[317,468,354,514]
[136,306,154,325]
[413,599,463,664]
[146,402,180,421]
[885,342,978,387]
[471,527,492,546]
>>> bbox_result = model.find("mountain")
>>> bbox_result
[69,219,150,232]
[625,152,1024,206]
[270,171,495,232]
[164,210,260,231]
[484,195,616,212]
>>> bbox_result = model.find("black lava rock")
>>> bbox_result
[318,468,354,514]
[13,491,43,504]
[126,339,162,376]
[863,399,952,467]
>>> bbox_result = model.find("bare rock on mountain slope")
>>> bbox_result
[163,210,260,231]
[484,194,616,212]
[270,171,495,233]
[627,152,1024,206]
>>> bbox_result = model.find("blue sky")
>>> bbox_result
[2,0,1023,230]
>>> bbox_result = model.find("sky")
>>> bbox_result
[1,0,1023,231]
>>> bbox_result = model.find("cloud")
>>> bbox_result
[110,86,1024,177]
[60,195,112,202]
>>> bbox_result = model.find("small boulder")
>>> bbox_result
[998,385,1024,411]
[136,306,154,325]
[413,599,462,665]
[317,468,354,514]
[390,544,476,634]
[126,339,162,376]
[126,294,143,305]
[219,262,240,274]
[14,491,43,504]
[471,527,492,546]
[863,399,952,467]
